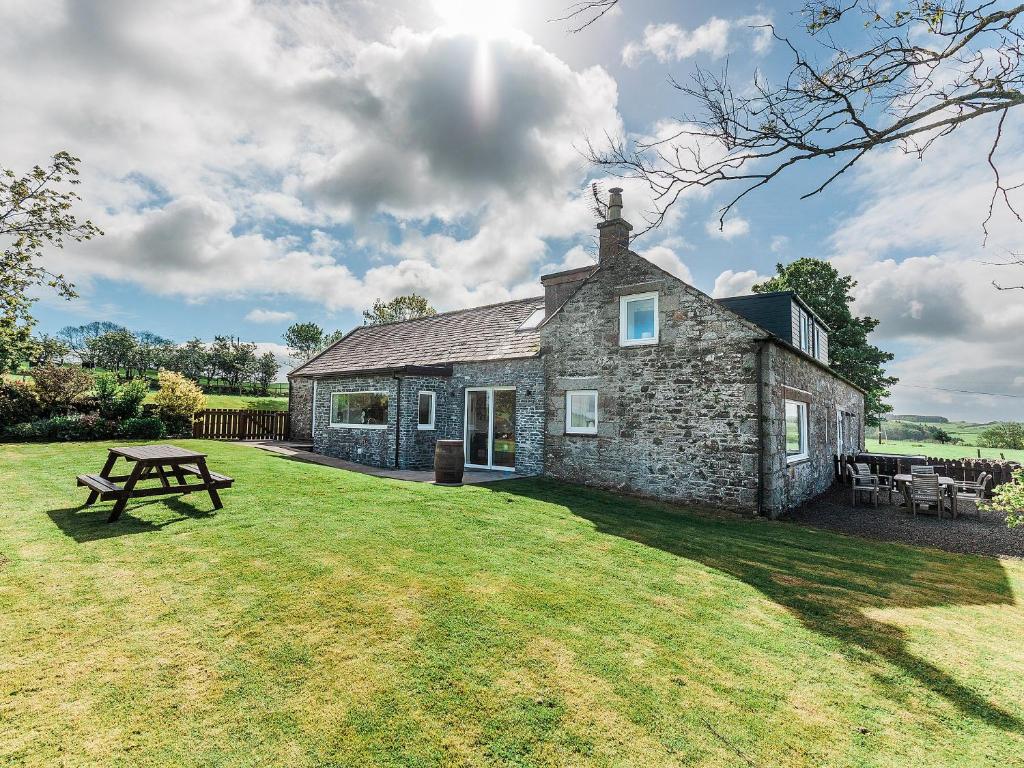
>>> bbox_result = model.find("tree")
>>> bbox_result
[30,363,94,416]
[130,331,173,380]
[985,468,1024,528]
[362,294,437,325]
[576,2,1024,238]
[87,328,138,379]
[254,352,279,396]
[752,258,897,425]
[927,425,955,444]
[1,152,103,368]
[167,338,209,383]
[977,422,1024,450]
[27,334,70,367]
[210,336,257,394]
[284,322,326,364]
[57,321,125,366]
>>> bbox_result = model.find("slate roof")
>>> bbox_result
[290,296,545,377]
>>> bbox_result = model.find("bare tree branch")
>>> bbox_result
[551,0,620,32]
[575,1,1024,236]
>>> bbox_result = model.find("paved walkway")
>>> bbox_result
[242,441,523,485]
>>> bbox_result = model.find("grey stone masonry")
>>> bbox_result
[288,377,313,441]
[761,342,864,517]
[541,245,765,511]
[304,357,545,474]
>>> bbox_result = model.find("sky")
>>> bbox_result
[1,0,1022,420]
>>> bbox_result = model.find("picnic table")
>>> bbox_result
[892,473,958,517]
[77,444,233,522]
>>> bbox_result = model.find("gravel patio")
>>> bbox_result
[790,484,1024,558]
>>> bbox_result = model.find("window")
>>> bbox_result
[619,292,659,346]
[836,410,846,452]
[786,400,809,462]
[417,391,435,430]
[330,391,389,428]
[565,390,598,435]
[517,307,546,331]
[798,309,812,353]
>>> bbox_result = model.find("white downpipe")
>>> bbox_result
[311,379,318,437]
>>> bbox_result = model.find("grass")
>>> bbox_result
[865,438,1024,462]
[2,441,1024,766]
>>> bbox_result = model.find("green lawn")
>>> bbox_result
[865,438,1024,462]
[2,441,1024,766]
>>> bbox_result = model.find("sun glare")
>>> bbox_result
[432,0,521,36]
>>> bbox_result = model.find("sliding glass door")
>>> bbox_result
[464,387,516,470]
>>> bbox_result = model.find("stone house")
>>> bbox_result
[289,190,864,517]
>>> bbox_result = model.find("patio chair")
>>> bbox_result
[911,465,936,475]
[909,473,947,518]
[856,462,894,504]
[955,473,991,521]
[848,463,879,507]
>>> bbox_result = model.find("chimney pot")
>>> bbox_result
[597,187,631,263]
[607,187,623,220]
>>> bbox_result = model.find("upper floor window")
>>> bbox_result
[417,391,435,430]
[619,291,659,346]
[798,309,812,354]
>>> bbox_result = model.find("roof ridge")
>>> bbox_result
[354,295,544,331]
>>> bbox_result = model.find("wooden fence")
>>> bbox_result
[193,409,290,441]
[836,453,1021,491]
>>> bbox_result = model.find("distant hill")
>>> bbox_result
[886,415,949,423]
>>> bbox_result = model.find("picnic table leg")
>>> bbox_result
[171,464,190,491]
[155,464,171,489]
[195,458,223,510]
[87,453,118,506]
[109,462,145,522]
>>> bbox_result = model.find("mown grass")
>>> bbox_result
[865,438,1024,462]
[144,393,289,411]
[2,441,1023,767]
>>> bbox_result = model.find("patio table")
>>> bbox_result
[77,444,233,522]
[892,473,958,518]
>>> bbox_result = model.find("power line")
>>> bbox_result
[892,382,1024,399]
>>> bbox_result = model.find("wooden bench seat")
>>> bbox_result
[76,474,124,501]
[179,464,235,487]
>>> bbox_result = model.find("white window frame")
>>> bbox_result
[329,390,390,429]
[417,390,436,431]
[798,309,812,353]
[836,410,845,452]
[565,390,599,435]
[786,399,810,463]
[619,291,659,347]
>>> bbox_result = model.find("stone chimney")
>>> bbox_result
[597,187,632,263]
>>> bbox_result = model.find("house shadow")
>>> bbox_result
[493,478,1022,733]
[47,497,217,543]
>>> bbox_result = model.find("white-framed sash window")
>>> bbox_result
[417,391,436,430]
[786,400,809,462]
[565,390,598,435]
[619,291,659,346]
[330,391,389,428]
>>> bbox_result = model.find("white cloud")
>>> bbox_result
[712,269,765,298]
[622,15,772,67]
[706,214,750,240]
[769,235,789,253]
[246,308,297,323]
[639,245,693,283]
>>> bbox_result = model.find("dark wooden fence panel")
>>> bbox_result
[193,409,290,441]
[836,452,1020,492]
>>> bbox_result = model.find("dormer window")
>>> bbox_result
[619,292,659,346]
[798,309,812,353]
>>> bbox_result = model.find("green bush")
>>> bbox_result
[118,417,166,440]
[1,415,119,442]
[0,381,43,428]
[95,373,148,421]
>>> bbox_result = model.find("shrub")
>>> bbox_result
[977,423,1024,451]
[95,373,148,421]
[985,468,1024,529]
[118,416,166,440]
[152,370,206,435]
[2,415,119,442]
[30,364,94,416]
[0,381,43,428]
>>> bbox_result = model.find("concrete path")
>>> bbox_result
[241,440,523,486]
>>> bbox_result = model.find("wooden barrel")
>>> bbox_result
[434,440,465,485]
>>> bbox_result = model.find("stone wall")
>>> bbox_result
[307,358,545,474]
[288,377,313,441]
[761,343,864,517]
[541,248,764,511]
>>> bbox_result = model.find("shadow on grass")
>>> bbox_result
[47,497,217,543]
[496,478,1022,733]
